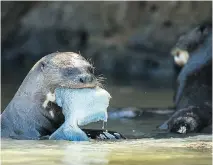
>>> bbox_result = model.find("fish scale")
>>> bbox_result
[49,87,111,141]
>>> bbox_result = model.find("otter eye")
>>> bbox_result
[64,69,75,76]
[66,70,73,75]
[40,61,46,71]
[62,68,80,77]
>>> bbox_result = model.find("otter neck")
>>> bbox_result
[14,70,49,103]
[1,70,58,139]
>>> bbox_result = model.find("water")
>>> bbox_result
[1,67,212,165]
[1,116,212,165]
[1,135,212,165]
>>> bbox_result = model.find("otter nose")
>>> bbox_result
[79,74,94,84]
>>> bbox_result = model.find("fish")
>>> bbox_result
[49,87,111,141]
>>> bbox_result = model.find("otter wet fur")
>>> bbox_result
[171,22,212,74]
[159,23,212,134]
[171,22,212,102]
[1,52,124,140]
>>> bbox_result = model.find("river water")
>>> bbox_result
[1,111,212,165]
[1,67,212,165]
[1,131,212,165]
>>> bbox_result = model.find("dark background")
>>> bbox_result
[1,1,212,110]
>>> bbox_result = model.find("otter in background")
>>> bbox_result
[171,22,212,76]
[159,22,212,134]
[171,22,212,101]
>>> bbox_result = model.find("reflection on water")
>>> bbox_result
[1,66,212,165]
[1,136,212,165]
[83,115,171,139]
[106,85,174,108]
[1,116,212,165]
[1,104,212,165]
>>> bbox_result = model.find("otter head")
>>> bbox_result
[171,22,212,67]
[21,52,100,106]
[39,52,97,92]
[13,52,102,115]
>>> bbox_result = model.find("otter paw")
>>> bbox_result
[83,129,126,140]
[170,116,199,134]
[159,116,200,134]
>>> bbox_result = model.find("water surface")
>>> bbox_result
[1,68,212,165]
[2,116,212,165]
[2,135,212,165]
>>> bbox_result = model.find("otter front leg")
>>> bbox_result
[158,106,204,134]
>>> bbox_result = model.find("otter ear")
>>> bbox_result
[40,61,47,72]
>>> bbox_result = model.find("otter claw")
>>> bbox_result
[83,129,126,140]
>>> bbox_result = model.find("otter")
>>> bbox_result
[1,52,125,140]
[159,23,212,133]
[171,22,212,75]
[171,22,212,101]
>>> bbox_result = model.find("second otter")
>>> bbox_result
[159,23,212,134]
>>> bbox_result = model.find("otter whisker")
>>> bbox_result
[86,57,94,65]
[97,77,106,82]
[97,76,106,83]
[97,74,106,80]
[97,78,106,82]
